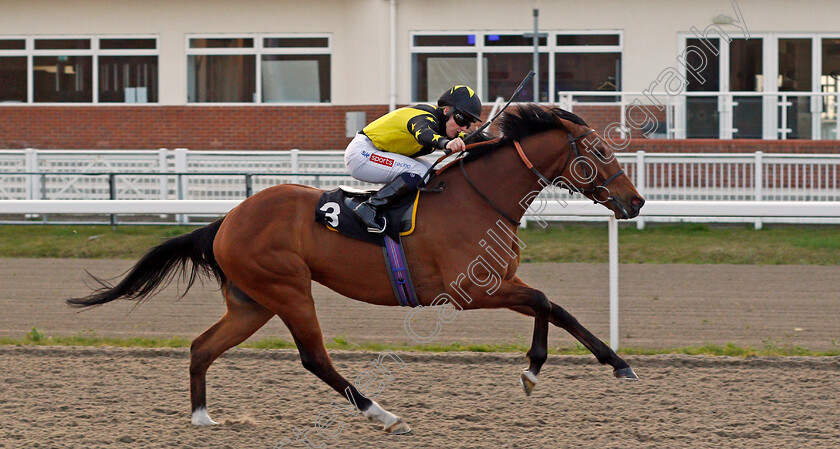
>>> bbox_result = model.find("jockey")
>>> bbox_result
[344,85,482,233]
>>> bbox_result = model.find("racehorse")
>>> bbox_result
[68,104,645,434]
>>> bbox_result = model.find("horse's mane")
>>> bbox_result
[463,104,589,160]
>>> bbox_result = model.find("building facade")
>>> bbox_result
[0,0,838,152]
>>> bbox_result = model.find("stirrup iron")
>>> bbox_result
[367,217,387,234]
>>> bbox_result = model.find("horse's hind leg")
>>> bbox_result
[190,282,274,425]
[253,276,411,434]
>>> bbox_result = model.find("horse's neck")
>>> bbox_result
[447,131,566,223]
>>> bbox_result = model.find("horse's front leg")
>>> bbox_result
[458,281,551,396]
[508,276,638,381]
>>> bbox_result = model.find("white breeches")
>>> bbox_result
[344,134,433,184]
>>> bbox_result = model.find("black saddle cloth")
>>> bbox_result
[314,187,418,246]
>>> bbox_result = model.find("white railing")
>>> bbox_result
[1,148,839,226]
[0,148,378,203]
[557,90,840,141]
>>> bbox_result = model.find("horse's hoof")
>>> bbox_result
[519,370,537,396]
[384,418,411,435]
[614,366,639,380]
[191,407,219,426]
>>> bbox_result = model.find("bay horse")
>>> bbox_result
[68,104,645,434]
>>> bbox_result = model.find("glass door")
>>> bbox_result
[685,38,720,138]
[730,38,764,138]
[821,38,840,139]
[777,38,813,139]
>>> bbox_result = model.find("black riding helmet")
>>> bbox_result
[437,85,482,123]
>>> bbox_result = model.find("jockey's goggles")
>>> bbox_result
[452,110,476,127]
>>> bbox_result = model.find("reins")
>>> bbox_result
[459,156,521,226]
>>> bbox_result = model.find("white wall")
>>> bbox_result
[1,0,837,105]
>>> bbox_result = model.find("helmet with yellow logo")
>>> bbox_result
[437,86,482,123]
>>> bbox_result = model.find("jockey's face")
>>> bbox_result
[444,107,471,138]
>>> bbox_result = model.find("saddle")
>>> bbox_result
[315,187,422,307]
[315,186,419,246]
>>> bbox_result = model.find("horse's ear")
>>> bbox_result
[466,129,497,143]
[553,116,574,134]
[554,108,590,127]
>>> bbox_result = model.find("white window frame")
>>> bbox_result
[678,32,840,140]
[185,33,332,106]
[0,35,159,106]
[409,30,624,104]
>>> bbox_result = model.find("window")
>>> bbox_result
[0,39,26,102]
[555,52,621,101]
[33,55,92,102]
[99,38,158,104]
[187,34,331,104]
[0,36,158,104]
[411,31,622,104]
[488,53,548,101]
[413,52,478,103]
[555,32,622,103]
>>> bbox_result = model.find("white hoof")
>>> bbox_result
[520,370,538,396]
[384,418,412,435]
[191,407,218,426]
[364,401,411,434]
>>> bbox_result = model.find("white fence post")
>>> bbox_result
[291,149,300,185]
[609,216,619,351]
[755,151,763,230]
[24,148,38,219]
[24,148,38,201]
[635,151,645,230]
[158,148,168,200]
[174,148,189,225]
[158,148,169,219]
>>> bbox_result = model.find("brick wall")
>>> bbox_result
[0,105,391,150]
[0,105,837,153]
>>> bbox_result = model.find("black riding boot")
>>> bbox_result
[354,172,422,233]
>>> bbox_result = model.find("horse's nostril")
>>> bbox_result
[631,196,645,209]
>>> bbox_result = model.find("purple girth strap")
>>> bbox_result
[382,235,419,307]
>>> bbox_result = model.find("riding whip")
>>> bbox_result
[421,70,537,183]
[463,70,536,143]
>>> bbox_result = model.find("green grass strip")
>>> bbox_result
[3,329,838,357]
[518,223,840,265]
[0,223,838,264]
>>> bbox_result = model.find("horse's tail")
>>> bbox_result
[66,218,225,309]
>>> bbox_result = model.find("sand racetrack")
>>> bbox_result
[1,258,839,448]
[1,348,839,449]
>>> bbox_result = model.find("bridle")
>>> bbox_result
[556,129,626,199]
[459,129,627,226]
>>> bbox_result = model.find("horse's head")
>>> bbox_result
[553,114,644,219]
[499,105,645,219]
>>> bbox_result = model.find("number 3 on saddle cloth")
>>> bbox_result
[314,186,421,307]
